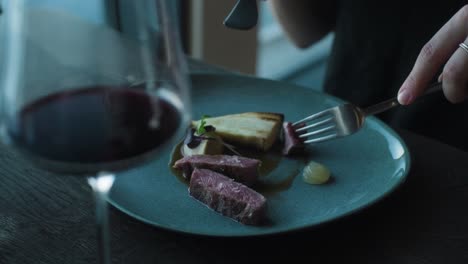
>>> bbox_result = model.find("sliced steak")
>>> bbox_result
[189,168,267,225]
[282,122,305,155]
[173,154,260,186]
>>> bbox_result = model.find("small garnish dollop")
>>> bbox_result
[302,161,330,185]
[184,127,216,149]
[183,114,243,156]
[184,115,216,149]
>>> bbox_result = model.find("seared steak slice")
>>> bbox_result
[189,168,267,225]
[173,154,260,186]
[282,122,305,155]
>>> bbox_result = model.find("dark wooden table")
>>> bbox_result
[1,61,468,264]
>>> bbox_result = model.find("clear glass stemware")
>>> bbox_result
[0,1,191,263]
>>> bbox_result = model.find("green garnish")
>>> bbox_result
[185,114,239,154]
[196,115,211,135]
[185,115,215,149]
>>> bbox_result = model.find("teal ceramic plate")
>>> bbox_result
[108,74,410,237]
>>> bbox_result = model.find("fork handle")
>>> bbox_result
[364,82,443,116]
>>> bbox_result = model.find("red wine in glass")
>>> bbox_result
[9,85,182,174]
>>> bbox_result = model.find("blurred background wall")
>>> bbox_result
[4,0,333,91]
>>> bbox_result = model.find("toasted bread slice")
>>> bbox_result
[192,112,284,151]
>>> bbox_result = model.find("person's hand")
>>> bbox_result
[398,5,468,105]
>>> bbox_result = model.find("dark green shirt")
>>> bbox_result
[324,0,468,150]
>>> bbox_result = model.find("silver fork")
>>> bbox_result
[293,82,443,144]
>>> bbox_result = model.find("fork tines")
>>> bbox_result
[292,109,338,144]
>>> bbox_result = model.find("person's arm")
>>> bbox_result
[268,0,337,48]
[398,5,468,104]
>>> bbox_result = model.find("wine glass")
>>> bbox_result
[0,1,191,263]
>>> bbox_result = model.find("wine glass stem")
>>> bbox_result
[88,173,115,264]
